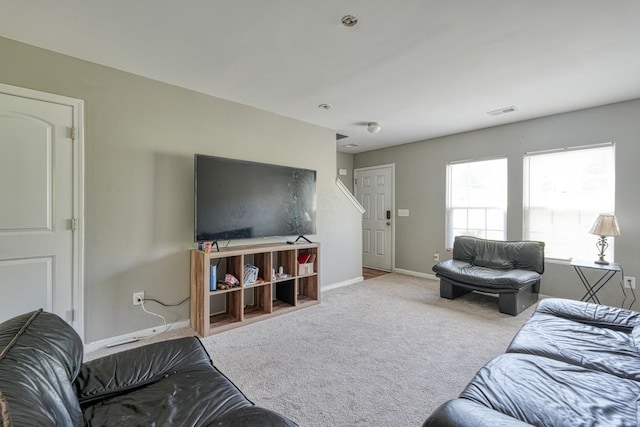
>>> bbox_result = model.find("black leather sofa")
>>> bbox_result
[0,309,297,426]
[423,298,640,426]
[432,236,545,315]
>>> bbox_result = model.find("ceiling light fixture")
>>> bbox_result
[367,122,381,133]
[342,143,359,149]
[318,103,333,110]
[341,15,358,27]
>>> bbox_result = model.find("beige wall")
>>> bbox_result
[0,36,362,342]
[355,99,640,309]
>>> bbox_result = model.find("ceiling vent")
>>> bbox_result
[487,106,518,116]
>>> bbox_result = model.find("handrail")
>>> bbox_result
[335,177,365,214]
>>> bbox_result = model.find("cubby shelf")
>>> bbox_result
[190,242,320,336]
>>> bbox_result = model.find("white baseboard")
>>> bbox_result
[393,268,438,281]
[322,276,364,292]
[84,319,191,354]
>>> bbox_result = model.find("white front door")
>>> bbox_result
[355,165,393,271]
[0,87,82,335]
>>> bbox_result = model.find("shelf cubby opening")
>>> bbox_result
[244,284,272,319]
[273,279,296,309]
[273,249,296,280]
[297,276,319,304]
[209,290,242,328]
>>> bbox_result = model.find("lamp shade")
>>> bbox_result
[589,214,620,237]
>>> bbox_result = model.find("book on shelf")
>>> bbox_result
[210,264,217,291]
[297,253,311,264]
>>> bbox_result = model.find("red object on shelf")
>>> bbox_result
[297,253,311,264]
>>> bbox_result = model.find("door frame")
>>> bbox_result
[0,83,85,341]
[354,163,395,272]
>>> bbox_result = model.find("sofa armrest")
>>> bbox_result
[75,337,211,405]
[535,298,640,331]
[423,399,533,427]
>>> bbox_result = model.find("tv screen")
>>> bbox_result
[194,154,317,242]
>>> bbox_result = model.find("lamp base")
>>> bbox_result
[594,236,610,265]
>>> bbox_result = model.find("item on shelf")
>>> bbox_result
[210,264,217,291]
[198,241,214,252]
[298,263,314,276]
[297,253,311,264]
[244,264,259,284]
[297,252,316,275]
[224,274,239,286]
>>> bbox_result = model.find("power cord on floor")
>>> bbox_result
[135,295,190,340]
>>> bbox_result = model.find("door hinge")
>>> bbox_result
[71,217,77,231]
[66,309,75,322]
[71,127,77,140]
[354,178,357,185]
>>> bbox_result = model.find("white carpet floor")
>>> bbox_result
[86,273,537,426]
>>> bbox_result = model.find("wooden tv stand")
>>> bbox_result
[190,242,320,336]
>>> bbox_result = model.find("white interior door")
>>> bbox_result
[0,89,80,332]
[355,165,393,271]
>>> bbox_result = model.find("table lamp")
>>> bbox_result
[589,214,620,265]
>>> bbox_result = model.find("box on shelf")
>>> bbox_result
[297,253,316,275]
[298,263,314,275]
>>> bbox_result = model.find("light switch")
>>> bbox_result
[338,168,348,176]
[398,209,409,217]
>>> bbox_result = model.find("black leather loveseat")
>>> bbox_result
[0,309,297,426]
[432,236,545,315]
[424,298,640,426]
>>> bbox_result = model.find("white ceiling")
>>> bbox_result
[2,1,640,153]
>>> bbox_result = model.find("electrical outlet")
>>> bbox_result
[133,291,144,306]
[624,276,636,290]
[433,252,440,262]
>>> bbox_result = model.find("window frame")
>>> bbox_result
[522,142,616,262]
[445,156,508,250]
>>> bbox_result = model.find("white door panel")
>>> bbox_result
[355,166,393,271]
[0,92,75,326]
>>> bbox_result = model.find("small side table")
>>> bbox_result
[571,258,634,309]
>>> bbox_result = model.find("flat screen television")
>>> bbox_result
[194,154,317,242]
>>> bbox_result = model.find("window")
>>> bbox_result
[446,158,508,249]
[523,143,615,261]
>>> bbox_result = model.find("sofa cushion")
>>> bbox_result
[507,298,640,381]
[471,240,514,269]
[0,309,84,427]
[451,236,545,274]
[460,353,640,427]
[76,337,263,426]
[535,297,640,331]
[432,260,541,291]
